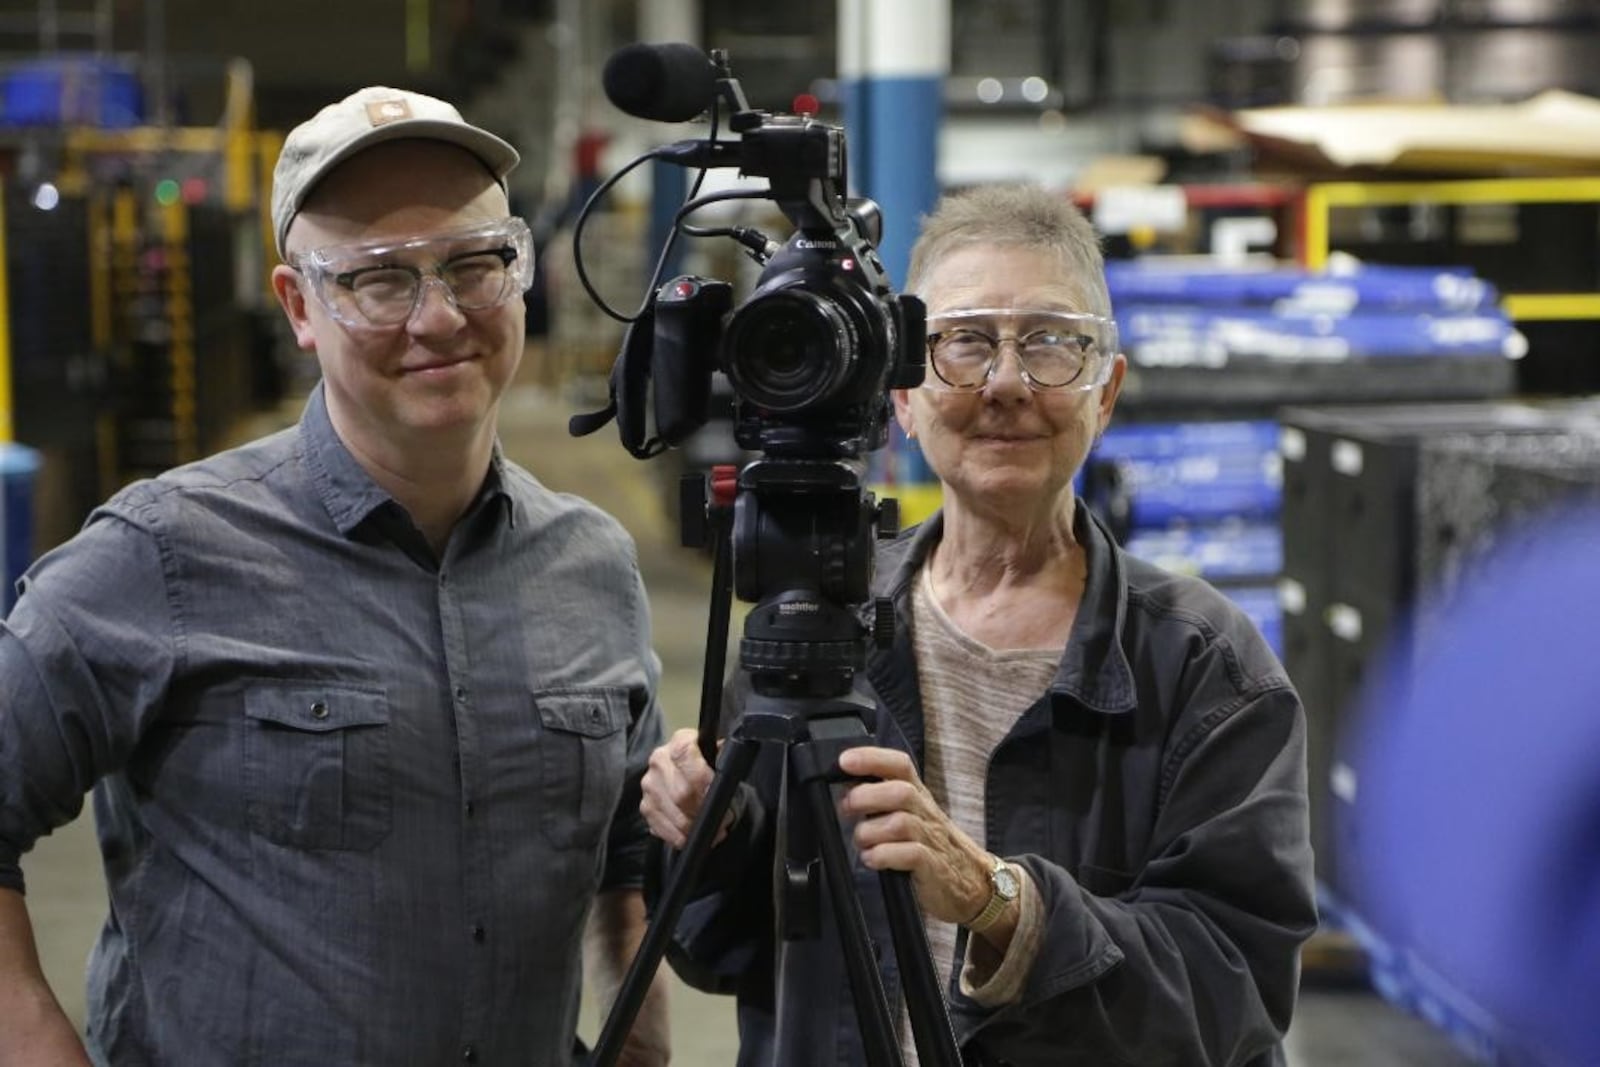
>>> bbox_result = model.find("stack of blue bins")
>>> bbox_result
[1106,259,1522,367]
[1087,258,1524,660]
[1087,419,1285,654]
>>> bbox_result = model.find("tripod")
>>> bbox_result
[589,463,962,1067]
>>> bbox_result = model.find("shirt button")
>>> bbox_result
[472,924,486,943]
[310,701,329,720]
[464,800,476,818]
[588,704,603,724]
[454,685,468,703]
[461,1044,477,1063]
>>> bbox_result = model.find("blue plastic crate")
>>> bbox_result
[1123,521,1283,581]
[1117,307,1522,364]
[2,444,41,615]
[0,58,143,128]
[1105,261,1499,314]
[1217,583,1283,659]
[1090,420,1283,526]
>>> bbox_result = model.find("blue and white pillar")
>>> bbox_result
[837,0,949,287]
[642,0,700,282]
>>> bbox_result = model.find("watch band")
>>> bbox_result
[966,855,1019,935]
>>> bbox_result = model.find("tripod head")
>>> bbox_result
[730,458,899,701]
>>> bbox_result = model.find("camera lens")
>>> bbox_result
[723,290,856,413]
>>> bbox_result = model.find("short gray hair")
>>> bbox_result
[904,184,1111,319]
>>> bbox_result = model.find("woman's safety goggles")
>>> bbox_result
[924,308,1118,393]
[291,218,535,328]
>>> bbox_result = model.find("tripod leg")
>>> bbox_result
[590,734,761,1067]
[693,483,735,765]
[880,871,963,1066]
[791,716,964,1067]
[796,767,905,1067]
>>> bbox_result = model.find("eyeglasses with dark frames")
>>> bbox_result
[924,309,1118,392]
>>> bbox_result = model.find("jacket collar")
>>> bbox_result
[874,501,1139,716]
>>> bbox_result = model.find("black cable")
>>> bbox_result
[571,148,671,323]
[572,99,728,325]
[669,188,772,232]
[632,96,724,316]
[679,224,777,264]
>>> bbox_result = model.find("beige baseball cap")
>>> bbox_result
[271,85,520,259]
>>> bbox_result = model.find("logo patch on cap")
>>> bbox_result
[365,99,413,126]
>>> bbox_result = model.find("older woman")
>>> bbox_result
[642,184,1316,1066]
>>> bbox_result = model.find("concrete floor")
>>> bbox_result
[19,378,1478,1065]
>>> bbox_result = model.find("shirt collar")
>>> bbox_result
[884,501,1138,715]
[297,381,516,538]
[482,447,517,530]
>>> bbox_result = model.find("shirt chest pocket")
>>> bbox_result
[243,684,392,851]
[535,687,630,851]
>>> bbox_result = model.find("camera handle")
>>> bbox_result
[588,469,962,1067]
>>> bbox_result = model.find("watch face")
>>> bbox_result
[995,864,1020,899]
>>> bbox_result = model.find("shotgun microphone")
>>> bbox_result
[602,42,718,123]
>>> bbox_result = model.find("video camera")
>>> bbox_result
[577,44,965,1067]
[569,42,925,462]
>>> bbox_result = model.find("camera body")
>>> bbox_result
[644,105,925,460]
[662,223,925,458]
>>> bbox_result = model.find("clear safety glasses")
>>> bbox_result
[292,218,535,328]
[924,308,1118,392]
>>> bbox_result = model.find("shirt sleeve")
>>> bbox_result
[0,501,179,893]
[959,866,1045,1007]
[599,560,666,892]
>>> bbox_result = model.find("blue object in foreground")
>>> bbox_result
[1344,506,1600,1067]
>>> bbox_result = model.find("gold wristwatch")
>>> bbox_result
[966,854,1021,934]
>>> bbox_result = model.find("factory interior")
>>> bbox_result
[4,1,1599,1064]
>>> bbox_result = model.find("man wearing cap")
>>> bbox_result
[0,87,668,1065]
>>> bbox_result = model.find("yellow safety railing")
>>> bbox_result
[159,199,198,465]
[1303,177,1600,322]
